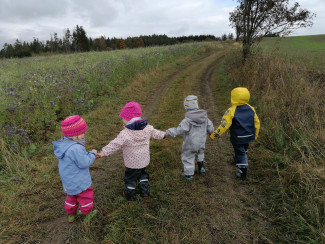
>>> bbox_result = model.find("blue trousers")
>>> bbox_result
[232,143,249,169]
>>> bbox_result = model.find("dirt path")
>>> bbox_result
[40,50,270,243]
[143,54,221,119]
[40,52,221,244]
[199,54,271,243]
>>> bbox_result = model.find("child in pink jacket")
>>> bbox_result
[98,102,166,201]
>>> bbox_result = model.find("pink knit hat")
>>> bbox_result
[119,102,142,121]
[61,115,87,137]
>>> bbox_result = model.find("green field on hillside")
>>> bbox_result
[259,34,325,68]
[0,39,323,243]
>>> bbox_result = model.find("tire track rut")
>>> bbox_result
[40,52,219,244]
[199,54,270,243]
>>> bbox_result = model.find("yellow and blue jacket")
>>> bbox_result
[210,87,260,144]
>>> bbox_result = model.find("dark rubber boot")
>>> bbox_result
[241,168,247,180]
[197,161,206,173]
[124,186,136,201]
[235,168,247,180]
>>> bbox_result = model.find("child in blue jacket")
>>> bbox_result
[52,115,98,223]
[210,87,260,180]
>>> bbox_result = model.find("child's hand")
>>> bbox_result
[96,151,104,158]
[92,149,98,154]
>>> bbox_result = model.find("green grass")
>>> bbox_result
[0,41,226,243]
[2,38,324,243]
[260,34,325,50]
[226,38,325,243]
[258,34,325,69]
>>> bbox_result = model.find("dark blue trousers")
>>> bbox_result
[124,167,149,200]
[232,142,249,169]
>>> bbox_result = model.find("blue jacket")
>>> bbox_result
[210,87,260,144]
[230,104,256,144]
[52,137,96,195]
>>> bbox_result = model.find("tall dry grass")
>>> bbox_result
[226,49,325,243]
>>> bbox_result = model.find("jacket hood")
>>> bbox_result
[52,137,78,159]
[231,87,250,106]
[125,118,148,130]
[124,124,152,141]
[186,109,207,125]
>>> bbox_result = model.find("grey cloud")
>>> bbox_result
[0,0,68,22]
[68,0,119,27]
[0,28,15,47]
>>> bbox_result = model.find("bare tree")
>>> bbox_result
[229,0,315,59]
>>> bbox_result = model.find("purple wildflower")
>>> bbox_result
[17,129,28,135]
[5,92,15,96]
[7,87,16,92]
[28,105,35,111]
[11,144,18,149]
[4,125,16,135]
[6,106,17,112]
[22,136,31,144]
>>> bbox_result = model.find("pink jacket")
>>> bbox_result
[101,125,165,169]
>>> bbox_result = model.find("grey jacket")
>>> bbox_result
[167,109,214,151]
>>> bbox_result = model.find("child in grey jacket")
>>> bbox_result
[166,95,214,181]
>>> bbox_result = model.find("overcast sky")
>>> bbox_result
[0,0,324,48]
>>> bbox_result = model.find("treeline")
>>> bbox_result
[0,25,234,58]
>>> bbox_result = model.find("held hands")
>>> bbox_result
[91,149,100,159]
[209,132,217,140]
[95,151,105,159]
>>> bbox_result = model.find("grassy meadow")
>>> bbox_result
[259,34,325,69]
[0,41,225,243]
[0,34,324,243]
[0,43,216,148]
[227,35,325,243]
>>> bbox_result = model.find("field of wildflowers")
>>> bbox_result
[0,43,213,152]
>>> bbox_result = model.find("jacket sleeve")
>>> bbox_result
[207,118,214,135]
[166,119,190,137]
[150,126,166,140]
[254,113,260,140]
[210,106,235,139]
[253,108,260,140]
[70,144,96,169]
[247,104,260,140]
[101,131,125,156]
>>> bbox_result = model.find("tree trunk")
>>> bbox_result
[242,41,250,61]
